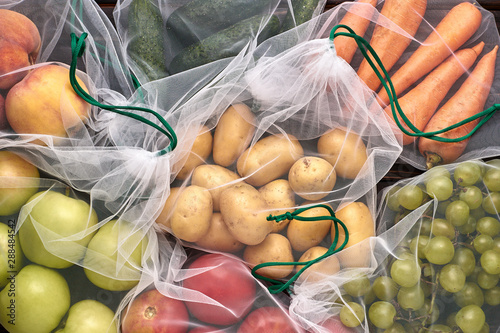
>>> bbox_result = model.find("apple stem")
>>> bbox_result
[144,306,157,319]
[65,187,70,197]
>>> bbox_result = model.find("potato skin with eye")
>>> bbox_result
[288,156,336,200]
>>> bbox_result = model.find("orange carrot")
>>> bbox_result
[356,0,427,92]
[385,42,484,145]
[334,0,377,63]
[418,45,498,168]
[377,2,483,106]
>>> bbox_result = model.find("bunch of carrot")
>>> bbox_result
[333,0,498,168]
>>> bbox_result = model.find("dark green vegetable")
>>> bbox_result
[128,0,168,82]
[280,0,324,33]
[165,0,275,48]
[169,15,281,74]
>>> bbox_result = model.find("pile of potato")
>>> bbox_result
[156,103,376,283]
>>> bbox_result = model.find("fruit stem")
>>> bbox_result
[144,306,157,319]
[425,152,443,169]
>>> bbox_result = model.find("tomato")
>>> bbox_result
[237,307,305,333]
[182,253,256,326]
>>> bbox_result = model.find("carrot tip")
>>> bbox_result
[425,152,443,169]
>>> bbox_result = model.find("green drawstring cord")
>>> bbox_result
[70,32,177,155]
[252,204,349,294]
[329,24,500,143]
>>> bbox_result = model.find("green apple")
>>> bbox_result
[0,264,70,333]
[0,151,40,216]
[55,299,118,333]
[83,219,148,291]
[0,221,23,288]
[18,190,98,269]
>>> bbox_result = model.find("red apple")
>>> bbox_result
[182,253,256,326]
[237,307,305,333]
[121,288,189,333]
[188,325,228,333]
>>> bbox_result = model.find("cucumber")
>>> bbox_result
[128,0,168,82]
[165,0,275,48]
[169,15,281,74]
[280,0,324,32]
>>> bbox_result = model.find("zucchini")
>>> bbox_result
[280,0,324,32]
[128,0,168,82]
[169,15,280,74]
[165,0,275,48]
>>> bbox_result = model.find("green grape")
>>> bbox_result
[436,200,451,216]
[424,166,451,185]
[363,287,376,305]
[470,207,486,221]
[467,266,482,284]
[486,159,500,168]
[455,305,485,333]
[476,216,500,237]
[410,235,429,259]
[421,278,433,297]
[479,323,490,333]
[426,175,454,201]
[428,324,452,332]
[439,264,466,293]
[454,161,482,186]
[416,298,439,324]
[458,186,483,210]
[390,258,421,287]
[397,284,425,310]
[383,322,406,333]
[476,269,499,290]
[473,234,494,254]
[453,282,484,308]
[483,167,500,192]
[446,312,458,328]
[396,250,423,266]
[368,301,396,329]
[385,186,402,212]
[339,301,365,328]
[484,286,500,306]
[445,200,470,227]
[343,274,371,297]
[372,276,399,301]
[457,216,477,235]
[480,249,500,275]
[398,184,424,210]
[493,237,500,252]
[419,217,432,236]
[451,247,476,276]
[424,236,455,265]
[482,192,500,215]
[431,218,455,240]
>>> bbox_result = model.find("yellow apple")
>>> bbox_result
[0,9,41,90]
[5,64,90,142]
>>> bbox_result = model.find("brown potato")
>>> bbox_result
[213,103,256,167]
[296,246,341,283]
[173,125,213,180]
[191,164,241,211]
[288,156,336,201]
[317,128,367,179]
[237,134,304,187]
[258,179,296,232]
[243,233,294,280]
[287,202,332,252]
[195,213,245,253]
[155,187,182,230]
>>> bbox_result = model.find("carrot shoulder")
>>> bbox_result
[377,2,483,106]
[356,0,427,92]
[385,42,484,145]
[418,45,498,168]
[334,0,377,64]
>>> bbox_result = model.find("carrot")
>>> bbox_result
[418,45,498,168]
[356,0,427,92]
[385,42,484,145]
[377,2,483,106]
[334,0,377,63]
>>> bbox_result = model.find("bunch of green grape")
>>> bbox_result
[337,160,500,333]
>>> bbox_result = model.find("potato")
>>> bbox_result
[219,183,274,245]
[237,134,304,187]
[170,185,213,242]
[243,233,294,280]
[317,128,367,179]
[287,202,332,252]
[288,156,336,201]
[296,246,340,283]
[192,164,241,211]
[155,187,182,229]
[213,103,256,167]
[333,202,375,268]
[259,179,296,232]
[174,125,213,180]
[195,213,245,253]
